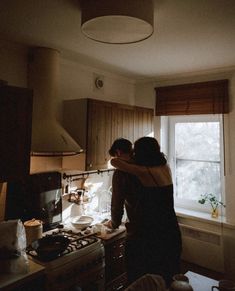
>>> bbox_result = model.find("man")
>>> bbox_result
[107,138,133,229]
[106,138,144,284]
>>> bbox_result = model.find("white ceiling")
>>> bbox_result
[0,0,235,80]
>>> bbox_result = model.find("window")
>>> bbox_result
[161,114,224,212]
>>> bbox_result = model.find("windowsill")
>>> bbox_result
[175,207,235,229]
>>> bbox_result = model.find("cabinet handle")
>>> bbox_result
[112,254,124,260]
[116,284,124,290]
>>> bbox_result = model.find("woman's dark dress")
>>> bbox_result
[125,183,182,287]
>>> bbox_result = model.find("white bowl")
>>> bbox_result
[71,215,94,228]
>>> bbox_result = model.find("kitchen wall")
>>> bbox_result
[0,40,28,87]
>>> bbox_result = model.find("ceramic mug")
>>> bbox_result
[212,280,235,291]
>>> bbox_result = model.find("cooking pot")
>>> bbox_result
[30,235,70,261]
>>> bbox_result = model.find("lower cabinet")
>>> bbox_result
[0,273,46,291]
[10,276,45,291]
[104,235,127,290]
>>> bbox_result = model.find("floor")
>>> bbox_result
[180,260,225,281]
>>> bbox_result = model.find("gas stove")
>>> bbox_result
[27,227,100,263]
[27,227,105,291]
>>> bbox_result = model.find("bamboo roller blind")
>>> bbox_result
[155,79,229,116]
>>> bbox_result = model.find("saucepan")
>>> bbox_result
[30,235,70,261]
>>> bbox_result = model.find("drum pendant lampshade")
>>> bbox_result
[80,0,154,44]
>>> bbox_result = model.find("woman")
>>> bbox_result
[110,137,182,287]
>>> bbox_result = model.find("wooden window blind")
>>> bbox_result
[155,79,229,116]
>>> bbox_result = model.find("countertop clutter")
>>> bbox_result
[0,220,45,291]
[0,219,126,291]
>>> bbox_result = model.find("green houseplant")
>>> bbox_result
[198,193,225,218]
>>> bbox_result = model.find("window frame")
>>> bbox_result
[161,114,225,214]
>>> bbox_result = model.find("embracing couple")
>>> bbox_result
[106,136,182,288]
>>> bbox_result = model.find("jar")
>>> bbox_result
[24,219,43,246]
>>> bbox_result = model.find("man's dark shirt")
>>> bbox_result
[111,169,143,239]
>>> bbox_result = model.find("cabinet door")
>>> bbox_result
[86,100,112,170]
[111,105,134,143]
[0,86,33,182]
[134,107,154,141]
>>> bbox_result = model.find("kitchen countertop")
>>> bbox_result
[96,224,126,241]
[0,259,45,291]
[63,212,126,241]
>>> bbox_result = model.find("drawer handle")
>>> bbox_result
[113,254,124,260]
[116,284,124,290]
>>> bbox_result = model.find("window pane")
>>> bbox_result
[174,121,221,200]
[175,122,220,161]
[175,159,221,200]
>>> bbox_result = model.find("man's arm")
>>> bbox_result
[110,170,126,229]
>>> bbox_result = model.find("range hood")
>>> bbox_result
[28,47,83,156]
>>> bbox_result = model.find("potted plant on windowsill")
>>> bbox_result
[198,193,225,218]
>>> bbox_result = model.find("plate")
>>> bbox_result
[71,215,94,228]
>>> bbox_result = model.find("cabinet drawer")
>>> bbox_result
[105,238,125,262]
[106,272,127,291]
[105,237,126,282]
[105,257,126,282]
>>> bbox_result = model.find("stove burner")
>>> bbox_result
[27,228,99,261]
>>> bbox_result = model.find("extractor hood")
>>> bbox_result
[28,47,83,156]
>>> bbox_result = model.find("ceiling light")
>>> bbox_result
[80,0,154,44]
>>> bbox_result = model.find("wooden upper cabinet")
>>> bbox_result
[87,100,112,170]
[63,98,153,170]
[0,85,33,182]
[134,106,154,140]
[111,104,135,143]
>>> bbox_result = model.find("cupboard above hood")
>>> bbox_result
[28,47,83,156]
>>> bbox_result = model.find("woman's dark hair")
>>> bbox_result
[109,138,132,157]
[133,137,167,166]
